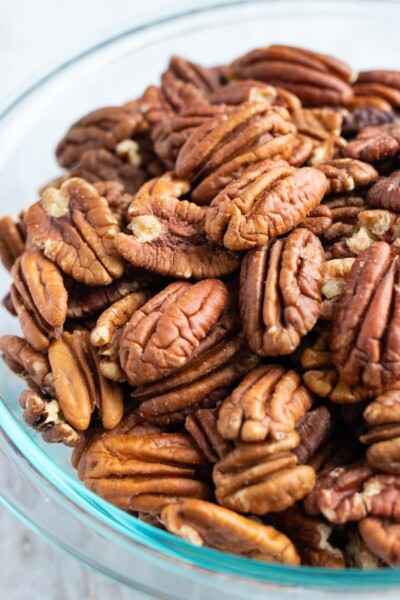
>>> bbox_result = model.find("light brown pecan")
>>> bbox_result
[357,209,400,244]
[345,122,400,163]
[79,433,211,513]
[356,71,400,109]
[56,105,146,168]
[276,506,345,568]
[10,251,67,352]
[240,229,324,355]
[315,159,379,195]
[175,103,296,204]
[0,335,54,393]
[350,95,393,112]
[342,108,397,135]
[321,257,355,319]
[323,195,367,243]
[366,170,400,212]
[299,204,332,237]
[0,214,25,271]
[213,432,315,514]
[161,499,300,564]
[116,174,241,279]
[217,365,313,443]
[288,135,315,167]
[361,390,400,474]
[229,44,355,106]
[19,389,83,447]
[291,108,345,165]
[359,517,400,567]
[330,242,400,390]
[352,82,400,111]
[119,280,227,386]
[185,407,232,463]
[48,330,124,431]
[294,406,335,465]
[25,178,124,286]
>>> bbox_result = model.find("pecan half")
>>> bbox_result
[0,214,25,271]
[185,407,232,463]
[19,389,83,447]
[175,103,296,204]
[323,195,367,243]
[0,335,54,393]
[161,499,300,564]
[361,390,400,474]
[213,433,315,514]
[359,517,400,567]
[119,280,227,386]
[352,82,400,111]
[342,108,397,135]
[79,433,211,513]
[116,174,240,279]
[330,242,400,390]
[299,204,332,236]
[240,229,324,355]
[229,44,355,106]
[217,365,313,443]
[294,405,335,465]
[366,170,400,212]
[10,251,67,352]
[345,122,400,163]
[48,330,124,431]
[206,161,328,251]
[25,178,124,285]
[315,159,378,195]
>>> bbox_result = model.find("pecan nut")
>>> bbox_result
[161,499,300,564]
[321,257,355,320]
[361,390,400,474]
[79,433,211,513]
[0,335,54,393]
[294,405,335,465]
[345,122,400,163]
[342,108,397,135]
[240,229,324,355]
[25,178,125,285]
[359,517,400,567]
[299,204,332,237]
[217,365,313,443]
[0,214,25,271]
[366,170,400,212]
[315,159,378,195]
[185,407,232,463]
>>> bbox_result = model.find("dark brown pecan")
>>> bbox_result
[294,406,335,465]
[359,517,400,567]
[342,108,397,135]
[206,161,328,251]
[10,251,67,352]
[240,229,324,355]
[161,499,300,564]
[366,170,400,212]
[330,242,400,390]
[56,105,146,168]
[361,390,400,474]
[116,174,241,279]
[315,159,379,195]
[48,330,124,431]
[299,204,333,236]
[119,280,228,386]
[175,103,296,204]
[185,407,232,463]
[0,335,54,393]
[19,389,83,447]
[209,80,294,108]
[276,506,345,568]
[0,214,25,271]
[213,432,315,514]
[2,292,16,316]
[217,365,313,443]
[79,433,211,513]
[345,122,400,163]
[25,178,124,285]
[229,44,355,106]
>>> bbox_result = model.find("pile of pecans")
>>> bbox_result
[4,44,400,569]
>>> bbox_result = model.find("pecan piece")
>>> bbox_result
[323,195,367,243]
[345,122,400,163]
[358,209,400,244]
[315,159,378,195]
[214,433,315,515]
[175,103,296,204]
[330,242,400,390]
[161,499,300,564]
[10,251,67,352]
[291,107,345,166]
[321,257,355,320]
[185,407,232,463]
[229,44,355,106]
[294,405,335,465]
[206,161,328,251]
[217,365,313,443]
[342,108,397,135]
[25,178,124,285]
[0,214,25,271]
[0,335,54,393]
[119,280,227,386]
[79,433,211,513]
[366,170,400,212]
[116,174,240,279]
[19,389,83,447]
[299,204,332,237]
[359,517,400,567]
[240,229,324,355]
[361,390,400,474]
[48,330,124,431]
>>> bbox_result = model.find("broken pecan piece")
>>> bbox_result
[119,280,227,386]
[116,174,240,279]
[217,365,313,443]
[321,257,355,320]
[229,44,355,106]
[0,214,25,271]
[294,405,335,465]
[161,499,300,564]
[213,432,315,514]
[80,433,211,513]
[25,178,124,286]
[240,229,324,355]
[345,122,400,163]
[0,335,54,393]
[315,159,378,195]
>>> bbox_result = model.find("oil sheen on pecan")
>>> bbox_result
[240,229,324,355]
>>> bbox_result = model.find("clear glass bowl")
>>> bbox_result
[1,1,400,597]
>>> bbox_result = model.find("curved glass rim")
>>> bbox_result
[1,0,400,590]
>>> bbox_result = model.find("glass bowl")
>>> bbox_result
[2,1,400,597]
